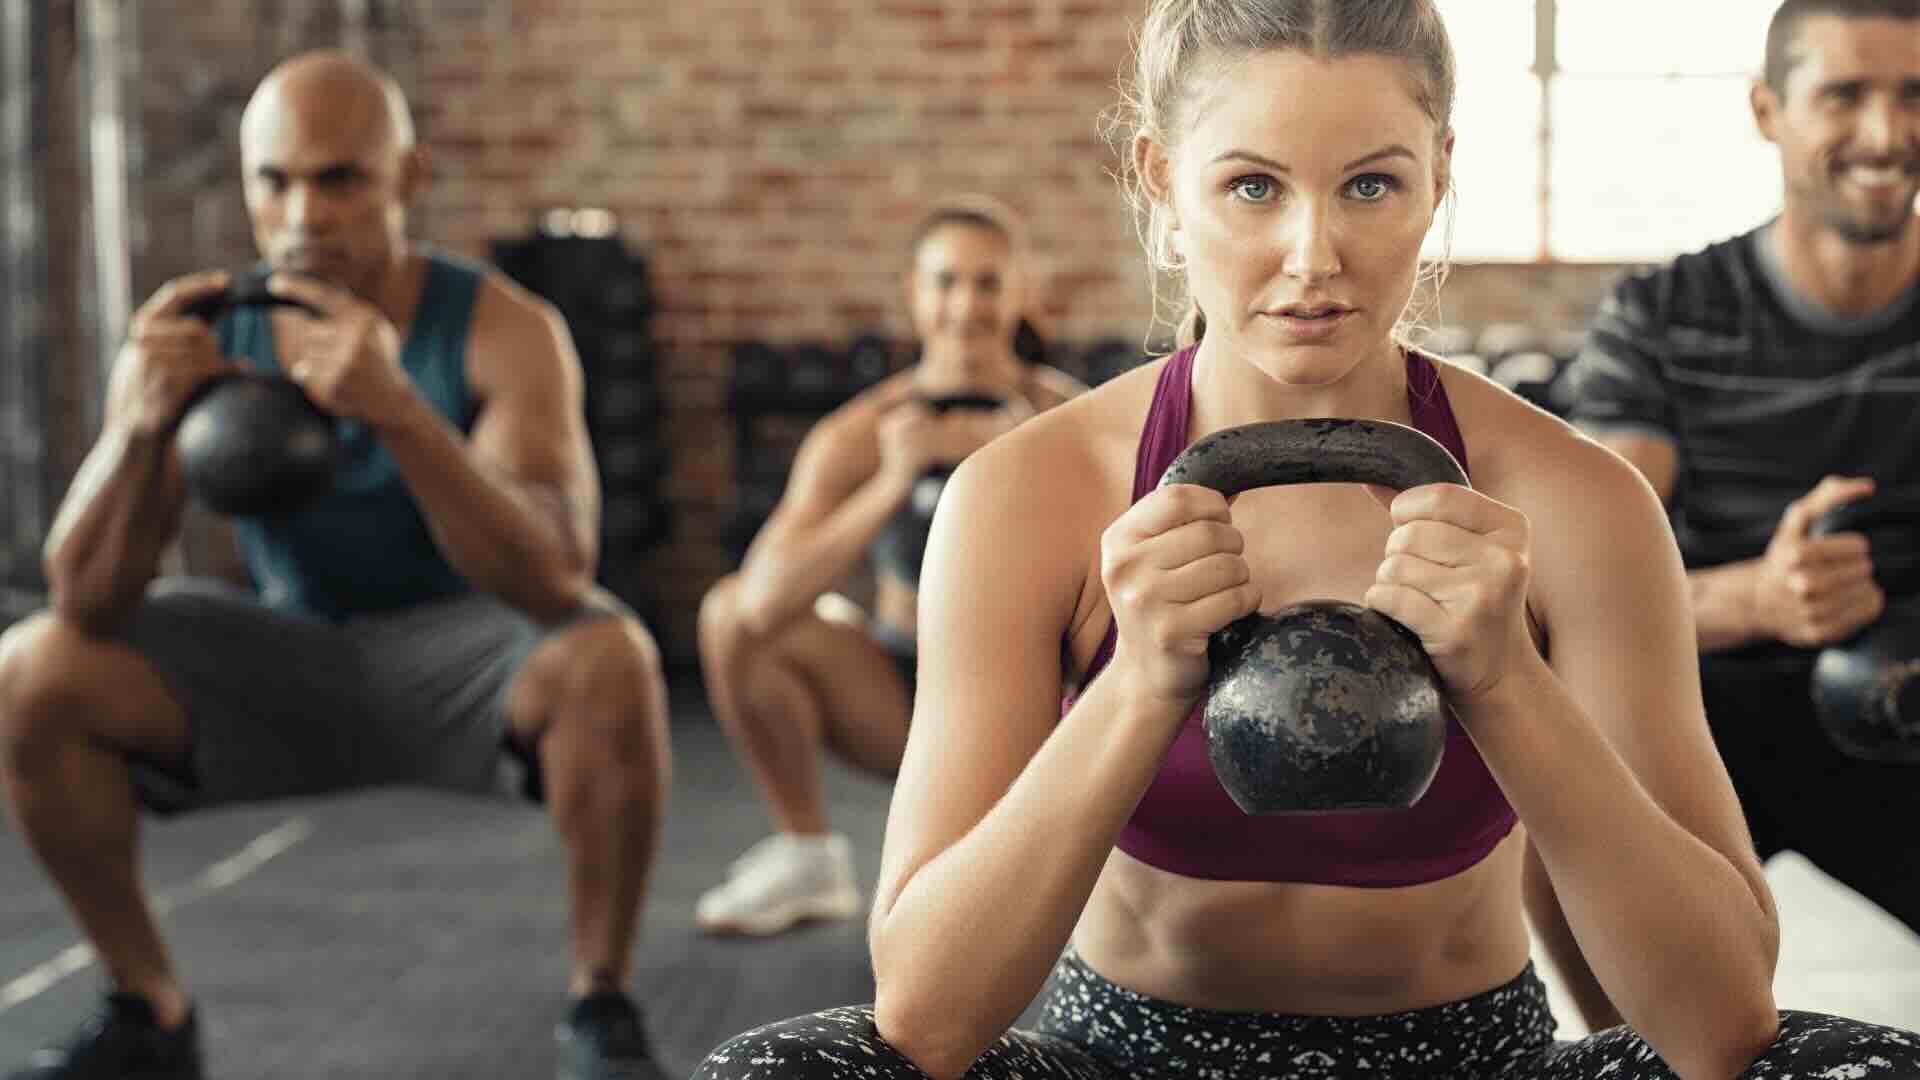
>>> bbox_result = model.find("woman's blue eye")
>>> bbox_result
[1231,176,1274,202]
[1349,174,1397,201]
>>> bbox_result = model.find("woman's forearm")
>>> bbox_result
[737,470,916,634]
[870,672,1185,1080]
[1466,662,1779,1079]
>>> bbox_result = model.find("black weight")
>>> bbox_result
[1157,418,1468,815]
[873,467,952,587]
[730,341,785,412]
[599,441,670,486]
[1082,339,1138,387]
[1809,492,1920,596]
[725,475,786,565]
[179,267,321,323]
[1811,602,1920,763]
[175,270,339,518]
[1013,317,1046,366]
[922,393,1003,415]
[871,395,1007,584]
[788,343,842,399]
[602,492,672,551]
[598,271,653,324]
[1490,350,1561,414]
[1809,492,1920,762]
[848,333,894,388]
[590,379,661,431]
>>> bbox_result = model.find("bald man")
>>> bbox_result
[0,52,670,1080]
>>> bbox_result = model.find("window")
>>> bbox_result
[1429,0,1783,262]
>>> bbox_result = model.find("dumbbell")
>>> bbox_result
[787,343,845,405]
[730,341,786,412]
[1082,339,1139,387]
[599,442,670,487]
[591,380,662,431]
[602,493,673,550]
[848,332,894,388]
[1490,350,1561,411]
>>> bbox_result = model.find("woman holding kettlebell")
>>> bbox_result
[695,196,1083,937]
[694,1,1920,1078]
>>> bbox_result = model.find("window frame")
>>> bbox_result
[1457,0,1780,264]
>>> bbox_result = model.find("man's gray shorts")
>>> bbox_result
[115,578,620,815]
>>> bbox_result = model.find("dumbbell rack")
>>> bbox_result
[494,214,670,621]
[1432,323,1587,418]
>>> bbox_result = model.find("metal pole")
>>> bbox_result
[1,0,51,601]
[340,0,371,58]
[84,0,134,396]
[1534,0,1557,262]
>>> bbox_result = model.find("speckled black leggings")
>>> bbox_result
[693,946,1920,1079]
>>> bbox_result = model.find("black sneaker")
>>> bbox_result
[8,992,203,1079]
[556,991,667,1080]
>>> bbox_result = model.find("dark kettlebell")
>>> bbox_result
[921,392,1005,416]
[1809,491,1920,763]
[174,270,340,518]
[1157,418,1469,814]
[872,394,1007,585]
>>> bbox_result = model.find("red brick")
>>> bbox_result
[877,2,946,19]
[928,33,990,52]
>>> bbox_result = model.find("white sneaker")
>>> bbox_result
[695,833,862,936]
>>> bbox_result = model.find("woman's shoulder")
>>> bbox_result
[1438,360,1657,525]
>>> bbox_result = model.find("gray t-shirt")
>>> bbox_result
[1560,222,1920,571]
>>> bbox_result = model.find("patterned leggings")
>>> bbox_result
[694,947,1920,1079]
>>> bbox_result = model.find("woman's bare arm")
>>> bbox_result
[733,400,912,634]
[1477,432,1779,1079]
[866,424,1192,1080]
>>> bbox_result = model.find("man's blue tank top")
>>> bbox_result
[214,252,484,621]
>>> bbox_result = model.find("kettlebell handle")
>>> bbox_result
[1158,418,1469,497]
[1809,491,1920,598]
[180,267,326,326]
[922,393,1005,415]
[175,266,335,422]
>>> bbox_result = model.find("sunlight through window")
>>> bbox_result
[1430,0,1786,262]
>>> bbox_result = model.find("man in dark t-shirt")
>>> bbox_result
[1535,0,1920,1032]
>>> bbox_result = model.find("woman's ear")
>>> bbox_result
[1432,128,1455,209]
[1133,131,1177,228]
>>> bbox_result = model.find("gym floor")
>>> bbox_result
[3,684,1917,1077]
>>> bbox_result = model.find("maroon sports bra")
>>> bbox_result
[1066,345,1518,887]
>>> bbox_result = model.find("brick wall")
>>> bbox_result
[93,1,1642,661]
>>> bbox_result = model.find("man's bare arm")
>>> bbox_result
[376,280,601,620]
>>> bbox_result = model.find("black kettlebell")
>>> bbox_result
[872,393,1007,585]
[1809,492,1920,763]
[1156,418,1469,814]
[174,270,340,518]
